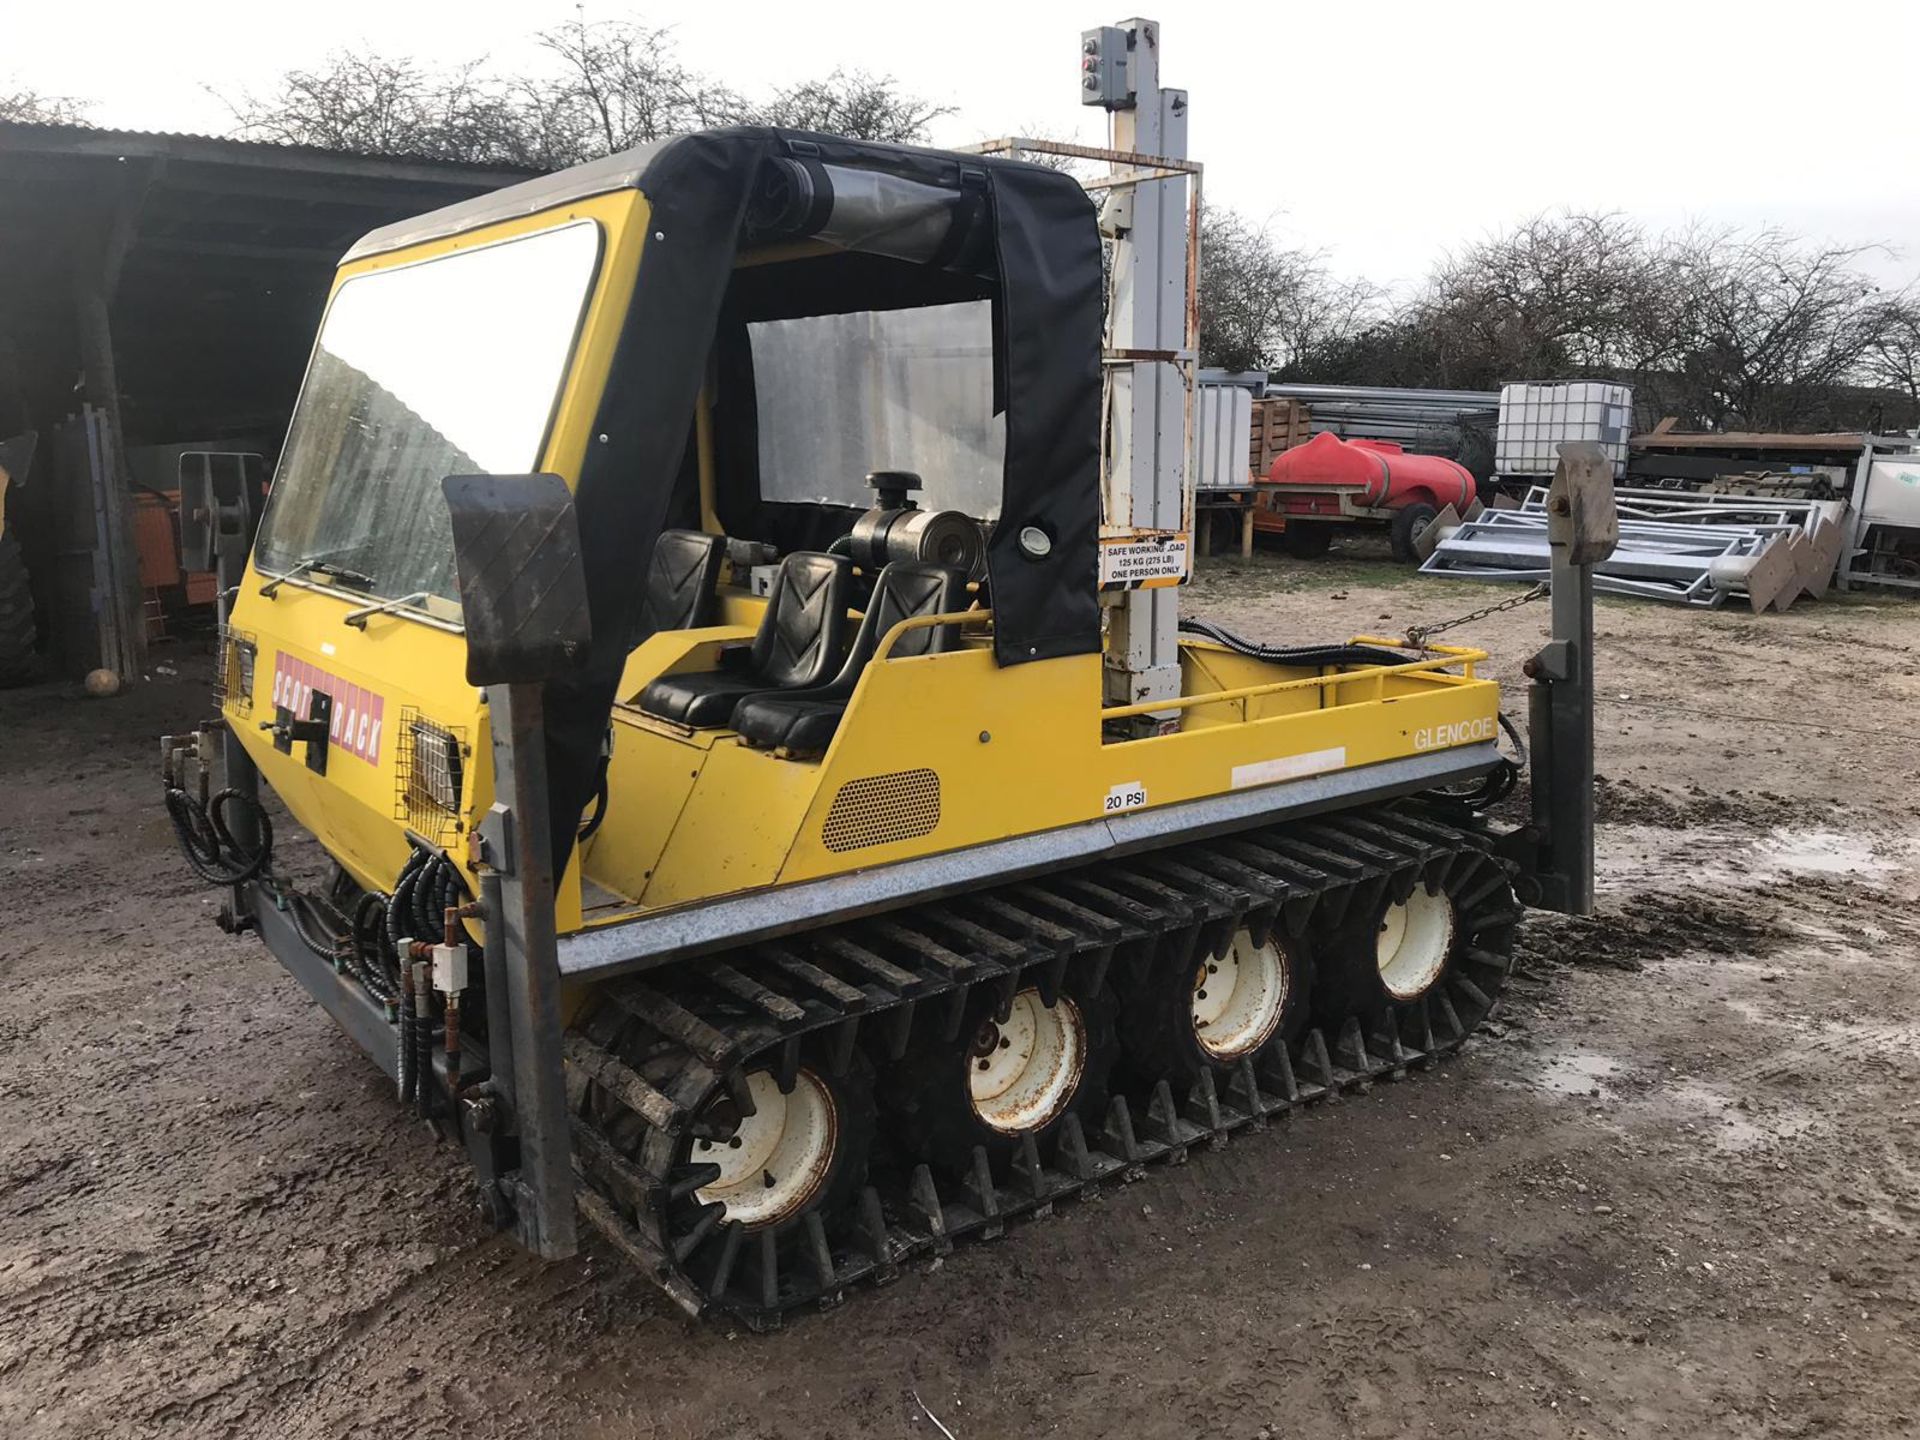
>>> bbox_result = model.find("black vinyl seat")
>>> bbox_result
[638,551,852,728]
[638,528,725,634]
[733,561,963,756]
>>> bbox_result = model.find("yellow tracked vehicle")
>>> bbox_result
[161,20,1611,1328]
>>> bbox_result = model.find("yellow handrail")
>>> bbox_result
[1100,641,1487,721]
[872,609,994,662]
[865,613,1485,719]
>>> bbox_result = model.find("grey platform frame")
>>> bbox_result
[554,744,1499,981]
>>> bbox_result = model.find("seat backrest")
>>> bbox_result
[826,561,962,690]
[866,561,963,662]
[750,551,853,688]
[639,529,725,634]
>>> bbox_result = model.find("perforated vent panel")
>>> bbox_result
[821,769,942,853]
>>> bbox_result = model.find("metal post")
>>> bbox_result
[1540,538,1596,912]
[1513,443,1616,916]
[214,511,260,930]
[1100,17,1189,720]
[482,683,579,1260]
[72,164,158,682]
[439,469,591,1264]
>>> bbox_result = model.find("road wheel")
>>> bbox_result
[1279,522,1332,558]
[0,531,35,688]
[684,1062,875,1236]
[1311,882,1459,1023]
[884,980,1116,1177]
[1389,501,1439,564]
[1118,926,1308,1089]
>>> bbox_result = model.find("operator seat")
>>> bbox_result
[638,551,852,728]
[733,561,962,757]
[639,528,726,633]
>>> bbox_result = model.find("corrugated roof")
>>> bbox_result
[0,119,546,184]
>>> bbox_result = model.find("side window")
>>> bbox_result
[748,301,1003,518]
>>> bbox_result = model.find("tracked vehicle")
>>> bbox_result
[162,19,1611,1328]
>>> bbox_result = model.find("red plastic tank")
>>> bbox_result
[1263,431,1475,510]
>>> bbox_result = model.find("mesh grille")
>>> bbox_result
[395,710,466,843]
[215,625,254,716]
[821,769,941,853]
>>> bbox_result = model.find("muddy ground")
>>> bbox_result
[3,542,1918,1439]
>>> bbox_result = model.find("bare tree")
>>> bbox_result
[226,51,544,165]
[1863,295,1920,415]
[223,20,950,167]
[1287,211,1914,433]
[1406,212,1679,390]
[533,14,742,158]
[753,70,952,143]
[0,87,91,125]
[1661,227,1892,430]
[1197,205,1380,373]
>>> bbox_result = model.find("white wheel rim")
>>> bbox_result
[1192,928,1289,1059]
[967,989,1086,1134]
[1376,888,1455,1000]
[693,1068,838,1229]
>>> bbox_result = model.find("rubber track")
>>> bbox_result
[567,800,1520,1329]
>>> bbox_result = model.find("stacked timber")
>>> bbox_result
[1695,470,1841,501]
[1249,398,1310,479]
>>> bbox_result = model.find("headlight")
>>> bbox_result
[409,719,464,814]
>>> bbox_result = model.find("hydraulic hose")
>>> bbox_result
[387,850,425,951]
[164,786,273,887]
[1176,617,1412,670]
[1424,711,1527,812]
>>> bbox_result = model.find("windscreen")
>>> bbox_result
[254,220,602,604]
[749,300,1004,519]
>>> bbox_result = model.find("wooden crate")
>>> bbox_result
[1249,398,1310,479]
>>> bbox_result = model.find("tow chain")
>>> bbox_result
[1403,581,1548,650]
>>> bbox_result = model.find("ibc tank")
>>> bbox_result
[1264,431,1475,509]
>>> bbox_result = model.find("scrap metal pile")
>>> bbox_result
[1420,486,1849,612]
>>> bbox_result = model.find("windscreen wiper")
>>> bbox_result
[259,556,377,598]
[311,562,376,590]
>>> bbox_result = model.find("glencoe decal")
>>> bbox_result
[1413,717,1495,750]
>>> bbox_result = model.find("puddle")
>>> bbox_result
[1531,1047,1626,1098]
[1601,822,1918,898]
[1654,1079,1816,1153]
[1747,828,1898,882]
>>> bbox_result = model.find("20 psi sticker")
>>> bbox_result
[1104,781,1148,814]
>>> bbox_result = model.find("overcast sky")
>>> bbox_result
[12,0,1918,292]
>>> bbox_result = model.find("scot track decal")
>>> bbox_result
[271,652,385,765]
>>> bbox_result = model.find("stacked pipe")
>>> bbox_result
[1262,384,1500,452]
[1418,486,1851,613]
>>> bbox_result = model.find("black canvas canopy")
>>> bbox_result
[351,127,1105,867]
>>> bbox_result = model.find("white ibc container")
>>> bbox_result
[1191,383,1254,490]
[1495,381,1633,478]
